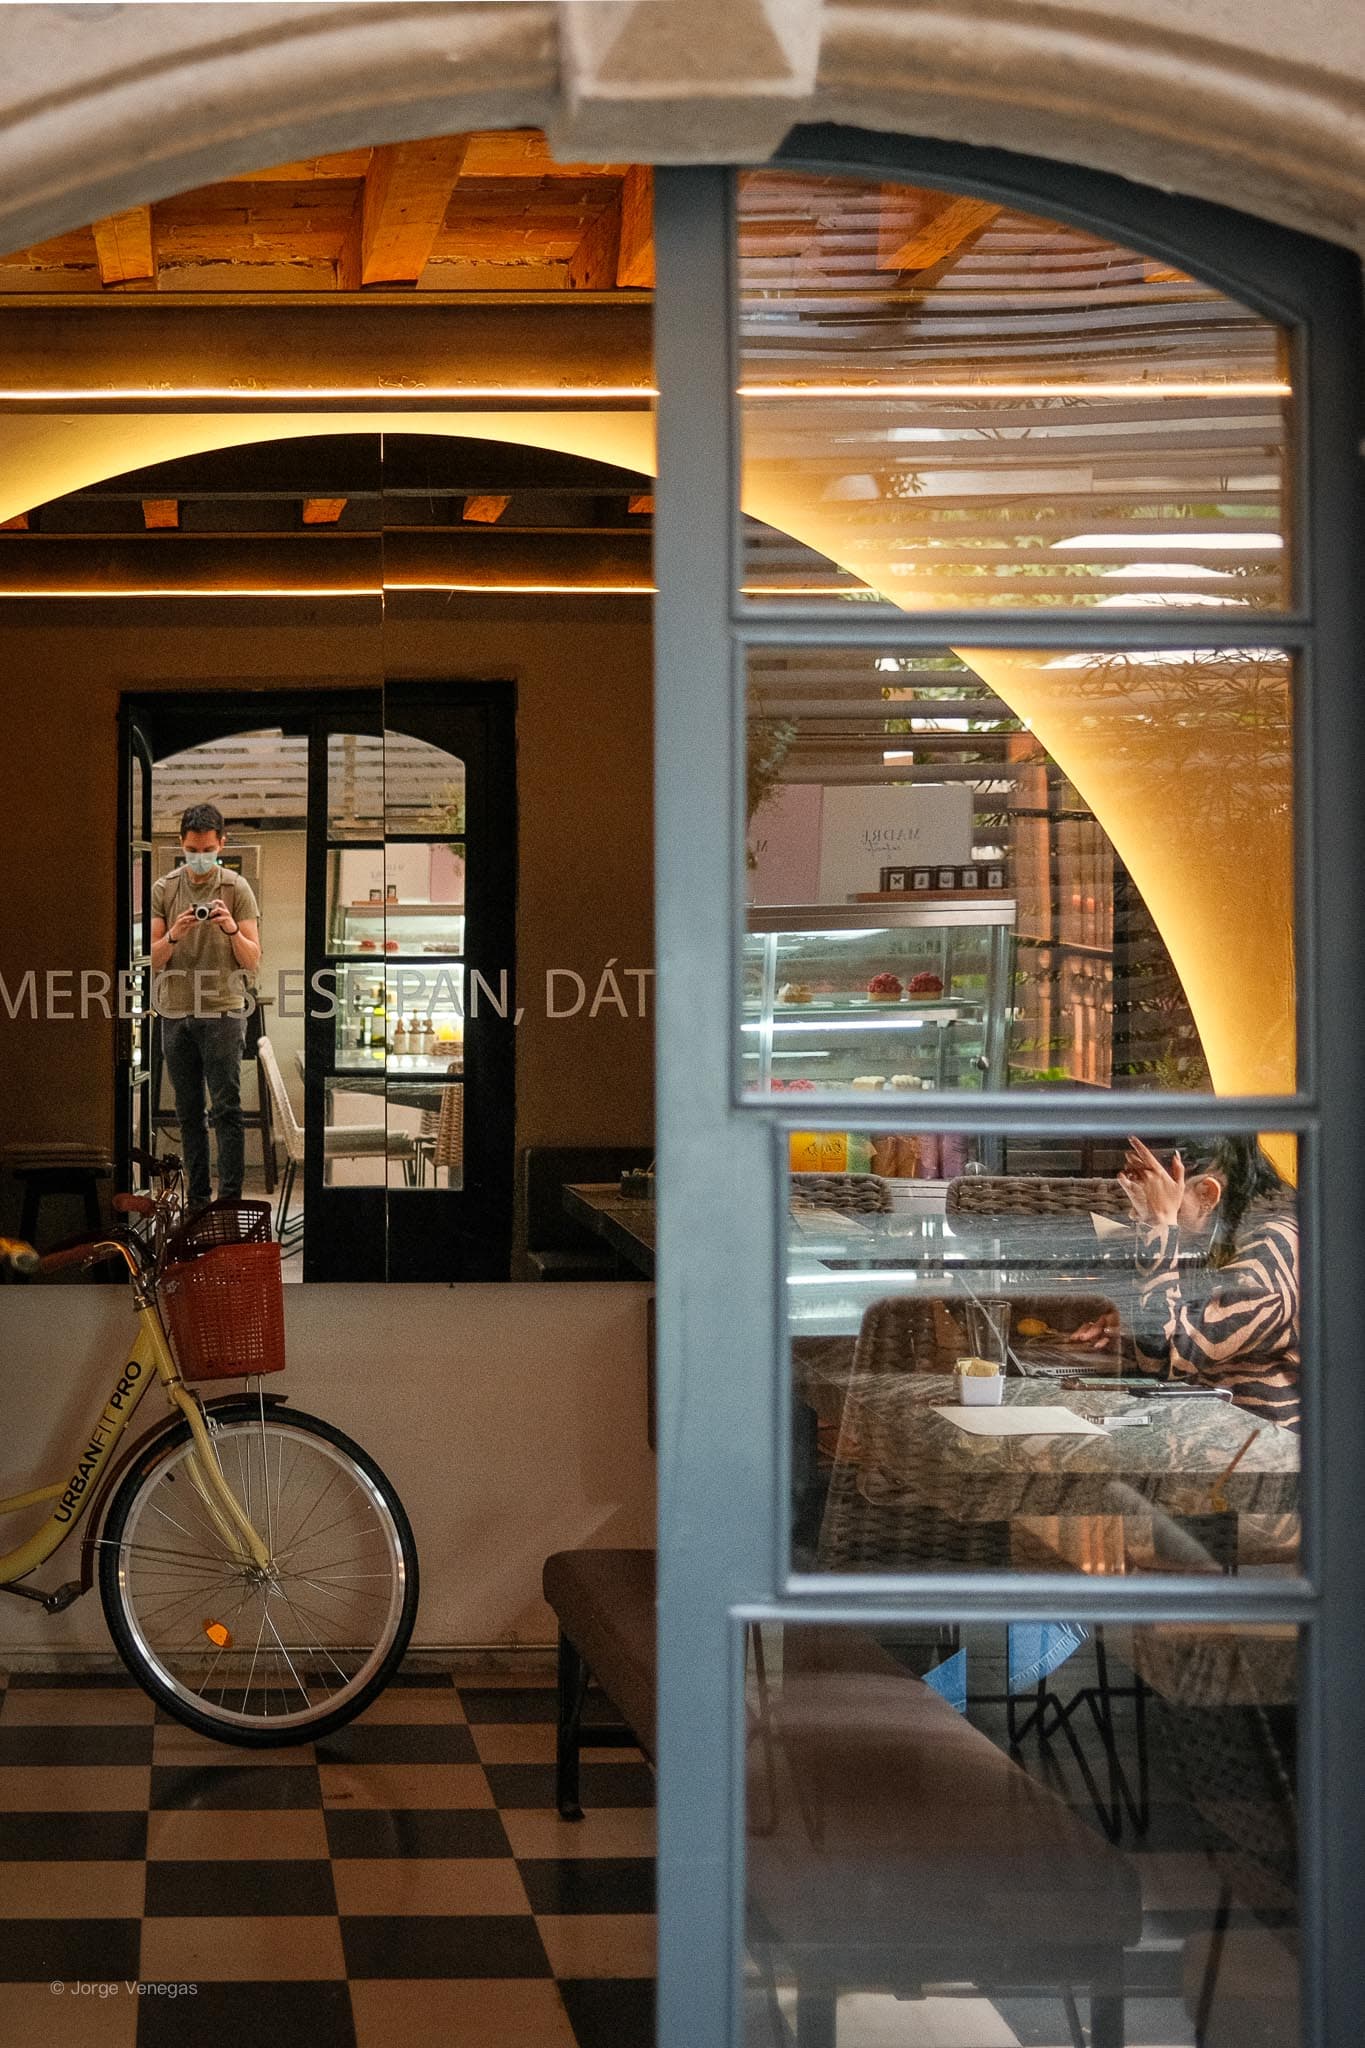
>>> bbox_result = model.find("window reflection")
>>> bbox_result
[737,171,1292,611]
[745,647,1295,1099]
[744,1620,1300,2046]
[789,1131,1302,1577]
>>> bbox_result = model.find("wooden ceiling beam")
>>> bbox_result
[339,136,470,289]
[0,299,653,410]
[462,495,510,524]
[877,191,1001,273]
[615,165,654,287]
[90,207,156,289]
[302,497,347,525]
[141,499,179,529]
[566,199,622,290]
[0,530,654,596]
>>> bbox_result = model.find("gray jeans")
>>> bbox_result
[161,1012,248,1206]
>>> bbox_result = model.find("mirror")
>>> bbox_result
[0,427,659,1282]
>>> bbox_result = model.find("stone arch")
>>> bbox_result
[0,2,1360,262]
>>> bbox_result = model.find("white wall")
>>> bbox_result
[0,1282,655,1656]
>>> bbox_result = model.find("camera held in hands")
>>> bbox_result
[193,903,212,922]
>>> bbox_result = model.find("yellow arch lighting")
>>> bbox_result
[0,408,1296,1135]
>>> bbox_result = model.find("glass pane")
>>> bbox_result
[321,1074,388,1188]
[383,730,467,836]
[330,964,464,1073]
[328,844,465,959]
[387,1077,464,1192]
[327,730,385,841]
[744,1619,1300,2047]
[738,171,1292,611]
[789,1127,1302,1577]
[744,646,1295,1097]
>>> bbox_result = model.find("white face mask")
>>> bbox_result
[183,850,220,876]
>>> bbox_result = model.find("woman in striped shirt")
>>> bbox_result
[1116,1136,1300,1432]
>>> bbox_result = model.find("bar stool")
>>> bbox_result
[4,1144,113,1247]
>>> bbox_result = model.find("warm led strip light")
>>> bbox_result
[0,581,872,598]
[740,381,1292,400]
[0,379,1288,402]
[0,384,659,402]
[0,585,380,598]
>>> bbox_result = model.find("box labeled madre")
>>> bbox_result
[817,785,972,903]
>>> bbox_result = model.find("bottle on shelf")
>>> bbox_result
[408,1013,423,1058]
[421,1015,436,1057]
[369,983,386,1052]
[394,1019,407,1060]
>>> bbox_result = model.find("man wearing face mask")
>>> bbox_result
[150,803,262,1209]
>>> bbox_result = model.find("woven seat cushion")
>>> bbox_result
[748,1634,1141,1961]
[543,1548,656,1754]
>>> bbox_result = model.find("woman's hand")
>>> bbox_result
[1066,1309,1120,1353]
[1119,1136,1185,1230]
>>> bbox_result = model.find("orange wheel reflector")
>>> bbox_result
[204,1620,233,1649]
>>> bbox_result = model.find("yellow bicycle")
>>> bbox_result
[0,1153,417,1746]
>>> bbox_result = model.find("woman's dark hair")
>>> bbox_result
[180,803,225,838]
[1180,1135,1287,1265]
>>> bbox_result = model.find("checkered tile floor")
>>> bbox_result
[0,1665,655,2048]
[0,1658,1296,2048]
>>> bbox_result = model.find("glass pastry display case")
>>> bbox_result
[742,902,1015,1097]
[325,843,465,1076]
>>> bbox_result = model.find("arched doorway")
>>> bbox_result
[0,109,1360,2048]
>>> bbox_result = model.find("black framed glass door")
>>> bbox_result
[650,140,1365,2048]
[308,681,517,1281]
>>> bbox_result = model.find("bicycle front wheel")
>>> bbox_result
[99,1401,418,1745]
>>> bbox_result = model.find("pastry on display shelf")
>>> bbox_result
[866,972,903,1001]
[777,982,814,1004]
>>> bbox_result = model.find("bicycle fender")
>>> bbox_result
[78,1389,291,1593]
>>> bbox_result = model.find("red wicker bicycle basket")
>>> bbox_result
[160,1202,285,1381]
[166,1197,273,1262]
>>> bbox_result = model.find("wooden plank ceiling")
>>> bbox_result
[0,132,656,295]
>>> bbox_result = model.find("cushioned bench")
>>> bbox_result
[521,1145,654,1280]
[543,1547,656,1819]
[543,1549,1142,2047]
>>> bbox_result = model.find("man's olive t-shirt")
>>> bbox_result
[151,865,260,1017]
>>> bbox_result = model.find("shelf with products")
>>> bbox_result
[325,840,466,958]
[333,959,466,1070]
[742,901,1015,1097]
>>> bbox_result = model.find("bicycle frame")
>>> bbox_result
[0,1296,271,1591]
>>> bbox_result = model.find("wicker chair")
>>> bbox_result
[790,1171,894,1215]
[848,1294,966,1378]
[946,1173,1131,1222]
[416,1065,463,1185]
[814,1366,1010,1573]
